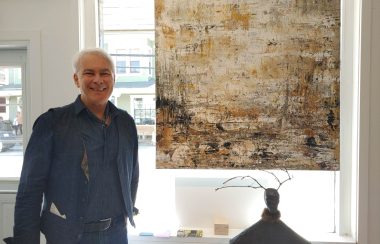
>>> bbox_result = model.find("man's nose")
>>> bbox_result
[93,73,103,83]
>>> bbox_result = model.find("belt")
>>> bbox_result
[83,215,125,233]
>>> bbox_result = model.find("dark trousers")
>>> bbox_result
[46,219,128,244]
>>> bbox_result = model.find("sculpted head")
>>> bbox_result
[264,188,280,214]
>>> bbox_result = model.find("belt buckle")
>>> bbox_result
[99,217,112,231]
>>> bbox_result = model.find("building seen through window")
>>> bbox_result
[99,0,155,143]
[0,65,23,176]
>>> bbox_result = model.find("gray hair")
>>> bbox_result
[72,48,115,75]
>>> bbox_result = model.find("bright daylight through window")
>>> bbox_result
[98,0,354,242]
[0,64,23,177]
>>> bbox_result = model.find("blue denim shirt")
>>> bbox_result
[78,101,125,222]
[12,96,139,244]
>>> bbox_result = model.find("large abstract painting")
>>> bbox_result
[155,0,340,170]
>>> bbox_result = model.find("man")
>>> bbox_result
[16,111,22,135]
[4,48,139,244]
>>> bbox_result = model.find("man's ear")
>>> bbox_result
[73,73,80,87]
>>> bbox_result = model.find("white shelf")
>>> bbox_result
[128,228,356,244]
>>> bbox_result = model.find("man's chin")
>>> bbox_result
[83,96,109,106]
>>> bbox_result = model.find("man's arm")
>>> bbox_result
[12,113,54,244]
[130,121,139,214]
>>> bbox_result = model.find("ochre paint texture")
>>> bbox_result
[156,0,340,170]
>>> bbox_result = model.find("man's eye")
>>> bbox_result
[83,72,94,76]
[101,72,111,76]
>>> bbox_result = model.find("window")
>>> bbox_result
[0,97,6,113]
[116,49,127,74]
[133,97,155,125]
[116,59,126,74]
[0,72,5,84]
[99,0,155,83]
[0,50,26,178]
[99,0,155,141]
[130,60,140,73]
[98,0,358,242]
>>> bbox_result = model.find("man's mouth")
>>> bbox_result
[90,86,107,92]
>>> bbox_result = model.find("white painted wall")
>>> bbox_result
[0,0,79,116]
[0,0,379,243]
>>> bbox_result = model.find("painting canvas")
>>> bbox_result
[155,0,340,170]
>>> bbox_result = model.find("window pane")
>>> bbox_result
[130,60,140,73]
[99,1,156,144]
[0,66,23,177]
[101,0,154,30]
[134,97,155,125]
[103,32,155,83]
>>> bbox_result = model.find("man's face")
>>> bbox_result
[73,53,115,107]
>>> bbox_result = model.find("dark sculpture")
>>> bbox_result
[264,188,279,214]
[216,170,311,244]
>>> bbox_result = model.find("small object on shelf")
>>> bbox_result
[177,229,203,237]
[154,230,171,238]
[230,188,310,244]
[214,223,229,235]
[216,170,310,244]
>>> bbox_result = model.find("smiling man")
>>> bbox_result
[5,48,139,244]
[73,50,115,119]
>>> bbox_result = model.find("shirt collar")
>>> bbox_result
[73,95,120,118]
[74,95,87,115]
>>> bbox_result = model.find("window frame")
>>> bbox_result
[81,0,370,241]
[0,31,42,154]
[0,32,43,180]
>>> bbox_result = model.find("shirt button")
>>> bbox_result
[82,198,86,202]
[80,216,84,221]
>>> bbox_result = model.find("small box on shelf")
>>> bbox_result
[214,224,229,235]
